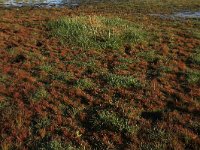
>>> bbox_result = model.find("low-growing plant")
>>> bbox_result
[1,141,11,150]
[137,50,160,62]
[51,71,74,83]
[5,47,18,56]
[0,100,9,110]
[159,66,173,73]
[118,57,135,64]
[114,64,129,71]
[192,30,200,39]
[39,64,54,73]
[189,48,200,65]
[61,105,82,118]
[48,140,64,150]
[31,117,51,137]
[0,74,8,83]
[39,139,79,150]
[189,121,200,135]
[47,16,147,50]
[94,110,138,133]
[139,127,171,150]
[67,59,96,68]
[186,70,200,84]
[105,73,141,88]
[74,78,95,90]
[32,87,49,102]
[26,51,45,62]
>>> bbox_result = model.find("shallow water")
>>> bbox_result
[150,11,200,19]
[174,11,200,18]
[0,0,81,7]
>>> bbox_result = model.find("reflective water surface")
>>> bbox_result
[174,11,200,18]
[150,11,200,19]
[0,0,81,7]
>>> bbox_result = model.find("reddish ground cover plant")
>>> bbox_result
[0,1,200,149]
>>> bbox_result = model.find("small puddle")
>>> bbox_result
[150,11,200,19]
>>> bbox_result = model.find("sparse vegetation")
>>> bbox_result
[0,101,8,110]
[118,57,135,64]
[74,78,95,90]
[34,117,51,129]
[31,87,49,101]
[51,71,74,83]
[186,70,200,84]
[92,110,139,133]
[48,140,64,150]
[139,128,171,150]
[189,48,200,65]
[0,74,8,83]
[39,64,54,73]
[105,73,141,88]
[137,50,161,62]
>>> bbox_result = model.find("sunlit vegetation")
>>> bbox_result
[47,16,147,50]
[189,47,200,65]
[104,73,141,88]
[31,87,49,102]
[139,128,171,150]
[74,78,95,90]
[0,0,200,149]
[136,50,161,62]
[91,110,139,133]
[186,70,200,84]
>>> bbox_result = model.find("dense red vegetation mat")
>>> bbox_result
[0,6,200,149]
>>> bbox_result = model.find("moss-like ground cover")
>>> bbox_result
[0,0,200,149]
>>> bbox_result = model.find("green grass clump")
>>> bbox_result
[105,73,141,88]
[192,29,200,39]
[114,64,129,71]
[139,128,171,150]
[118,57,135,64]
[0,101,9,110]
[48,140,63,150]
[186,70,200,84]
[34,117,51,129]
[47,16,146,50]
[97,110,138,133]
[39,64,54,73]
[43,140,77,150]
[189,48,200,65]
[32,87,49,102]
[137,50,160,62]
[74,78,95,90]
[0,74,8,83]
[51,71,74,83]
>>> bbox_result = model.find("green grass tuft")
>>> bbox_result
[32,87,49,102]
[139,128,171,150]
[189,48,200,65]
[105,73,141,88]
[186,70,200,84]
[74,78,95,90]
[90,110,138,133]
[137,50,160,62]
[47,16,146,50]
[39,64,54,73]
[51,71,74,83]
